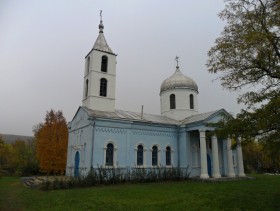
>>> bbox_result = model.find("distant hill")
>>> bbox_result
[0,134,34,144]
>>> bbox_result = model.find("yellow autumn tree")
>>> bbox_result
[34,109,68,174]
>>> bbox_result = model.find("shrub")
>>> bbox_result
[38,166,190,191]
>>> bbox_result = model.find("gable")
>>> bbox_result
[204,109,232,124]
[181,109,232,127]
[69,107,90,130]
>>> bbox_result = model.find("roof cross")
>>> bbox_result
[175,56,180,67]
[100,10,103,22]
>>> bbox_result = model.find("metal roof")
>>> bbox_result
[160,67,198,93]
[84,107,179,125]
[180,110,221,125]
[82,107,225,126]
[91,20,115,55]
[92,33,114,55]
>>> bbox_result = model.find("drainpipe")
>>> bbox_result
[90,121,95,173]
[177,126,180,167]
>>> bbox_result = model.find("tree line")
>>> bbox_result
[0,109,68,176]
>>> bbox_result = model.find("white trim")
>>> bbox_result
[151,144,161,167]
[134,142,146,167]
[164,145,174,166]
[103,140,118,167]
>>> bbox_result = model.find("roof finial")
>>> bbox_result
[175,56,180,68]
[99,10,104,33]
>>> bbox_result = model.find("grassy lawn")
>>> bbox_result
[0,174,280,210]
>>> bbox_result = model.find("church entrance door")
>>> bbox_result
[207,154,212,177]
[74,151,80,177]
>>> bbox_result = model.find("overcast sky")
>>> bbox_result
[0,0,245,136]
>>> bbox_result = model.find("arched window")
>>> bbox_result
[190,94,194,109]
[152,146,158,166]
[101,55,108,72]
[170,94,176,109]
[137,145,143,166]
[106,143,114,166]
[166,146,171,166]
[87,56,90,73]
[100,78,107,97]
[74,151,80,177]
[85,79,89,97]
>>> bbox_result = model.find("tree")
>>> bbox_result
[10,140,39,176]
[0,136,39,176]
[34,110,68,174]
[207,0,280,106]
[207,0,280,140]
[0,136,11,176]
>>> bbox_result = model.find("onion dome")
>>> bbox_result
[160,66,198,93]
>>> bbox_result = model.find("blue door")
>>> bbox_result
[207,154,212,177]
[74,151,80,177]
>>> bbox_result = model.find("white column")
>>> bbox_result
[211,135,221,178]
[237,138,246,177]
[200,130,209,179]
[226,138,235,177]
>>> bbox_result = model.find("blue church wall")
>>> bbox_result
[93,125,127,167]
[129,129,178,168]
[178,131,187,168]
[66,107,95,176]
[189,130,201,177]
[90,118,178,169]
[66,126,94,176]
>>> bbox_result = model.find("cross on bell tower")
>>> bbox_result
[175,56,180,68]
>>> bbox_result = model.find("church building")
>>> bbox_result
[66,15,246,179]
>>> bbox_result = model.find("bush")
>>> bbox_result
[39,166,190,191]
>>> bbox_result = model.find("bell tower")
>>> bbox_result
[82,11,117,112]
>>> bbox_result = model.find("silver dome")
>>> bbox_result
[160,67,198,93]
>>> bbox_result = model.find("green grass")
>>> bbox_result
[0,174,280,210]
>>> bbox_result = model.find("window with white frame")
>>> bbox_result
[101,55,108,72]
[189,94,194,109]
[137,145,144,166]
[100,78,107,97]
[152,146,158,166]
[170,94,176,109]
[166,146,171,166]
[105,143,114,166]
